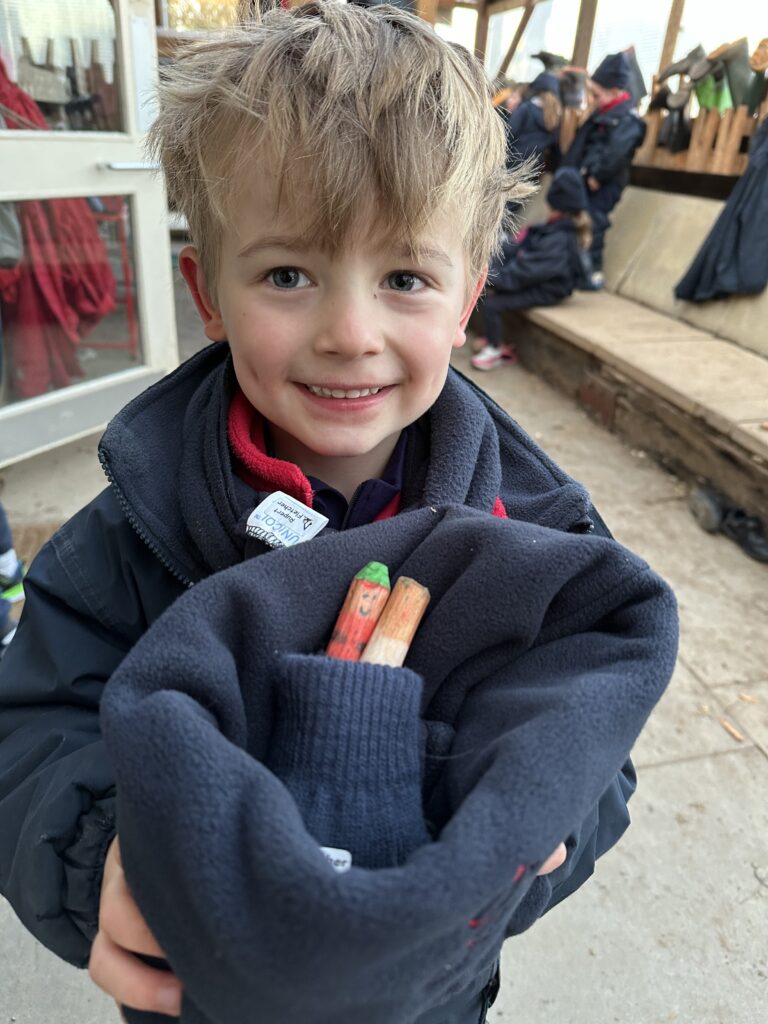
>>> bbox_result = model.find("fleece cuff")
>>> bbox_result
[266,653,432,869]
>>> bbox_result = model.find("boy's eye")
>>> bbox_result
[386,272,425,292]
[268,267,310,289]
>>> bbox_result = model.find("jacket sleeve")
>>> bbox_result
[587,116,646,183]
[0,489,183,967]
[503,756,636,935]
[491,237,553,291]
[426,558,677,940]
[491,240,574,308]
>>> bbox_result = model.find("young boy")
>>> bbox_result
[470,166,593,371]
[0,6,671,1022]
[559,51,646,290]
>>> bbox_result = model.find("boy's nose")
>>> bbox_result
[313,295,385,358]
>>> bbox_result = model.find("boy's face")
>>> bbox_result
[180,174,484,488]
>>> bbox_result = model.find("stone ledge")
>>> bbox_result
[506,294,768,520]
[524,292,768,466]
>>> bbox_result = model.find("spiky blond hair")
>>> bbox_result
[148,1,534,298]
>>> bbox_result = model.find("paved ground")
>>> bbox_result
[0,320,766,1023]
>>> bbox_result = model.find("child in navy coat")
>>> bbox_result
[0,7,676,1024]
[560,51,646,289]
[503,71,563,171]
[471,167,592,371]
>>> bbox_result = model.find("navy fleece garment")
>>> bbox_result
[101,505,678,1024]
[0,345,613,971]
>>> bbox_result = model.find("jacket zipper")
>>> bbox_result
[339,483,366,532]
[98,449,194,588]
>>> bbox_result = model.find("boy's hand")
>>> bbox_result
[537,842,567,876]
[89,836,183,1017]
[587,175,600,191]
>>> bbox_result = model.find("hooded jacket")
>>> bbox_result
[1,342,632,970]
[100,505,677,1024]
[504,97,560,169]
[488,219,589,306]
[560,97,646,199]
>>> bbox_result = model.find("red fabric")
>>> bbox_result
[0,58,116,398]
[228,387,507,525]
[598,90,631,113]
[373,493,401,521]
[228,387,315,507]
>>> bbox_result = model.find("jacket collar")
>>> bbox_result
[590,95,635,123]
[99,343,592,583]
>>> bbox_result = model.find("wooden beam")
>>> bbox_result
[571,0,598,68]
[485,0,529,18]
[474,0,490,63]
[496,1,533,77]
[154,0,169,29]
[658,0,686,73]
[417,0,439,24]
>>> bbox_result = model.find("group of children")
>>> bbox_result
[471,50,646,372]
[0,6,677,1024]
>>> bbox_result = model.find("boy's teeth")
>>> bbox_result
[306,385,382,398]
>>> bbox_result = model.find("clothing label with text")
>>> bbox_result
[320,846,352,873]
[245,491,328,550]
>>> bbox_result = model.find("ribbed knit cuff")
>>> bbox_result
[267,653,432,869]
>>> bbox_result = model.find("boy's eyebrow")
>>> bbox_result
[237,234,312,259]
[237,235,454,268]
[392,244,454,269]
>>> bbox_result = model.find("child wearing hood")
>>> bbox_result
[560,51,646,290]
[503,71,563,172]
[471,167,592,371]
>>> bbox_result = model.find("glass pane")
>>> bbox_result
[0,0,122,132]
[675,0,767,62]
[435,7,478,55]
[0,194,143,406]
[504,0,580,85]
[486,8,524,80]
[168,0,239,31]
[588,0,670,104]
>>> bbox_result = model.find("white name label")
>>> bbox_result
[320,846,352,873]
[245,491,328,550]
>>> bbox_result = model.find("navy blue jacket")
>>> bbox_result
[488,220,589,307]
[560,97,645,200]
[0,343,638,972]
[504,98,559,169]
[100,505,677,1024]
[676,117,768,301]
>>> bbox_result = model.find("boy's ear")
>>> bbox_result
[453,270,488,349]
[178,246,227,342]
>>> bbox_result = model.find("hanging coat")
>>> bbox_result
[675,118,768,301]
[0,58,115,398]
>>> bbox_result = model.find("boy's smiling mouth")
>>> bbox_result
[303,384,388,399]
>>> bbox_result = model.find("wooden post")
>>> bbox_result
[154,0,169,29]
[658,0,686,73]
[571,0,597,69]
[495,1,533,78]
[474,0,490,64]
[686,107,719,172]
[633,111,662,166]
[416,0,439,25]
